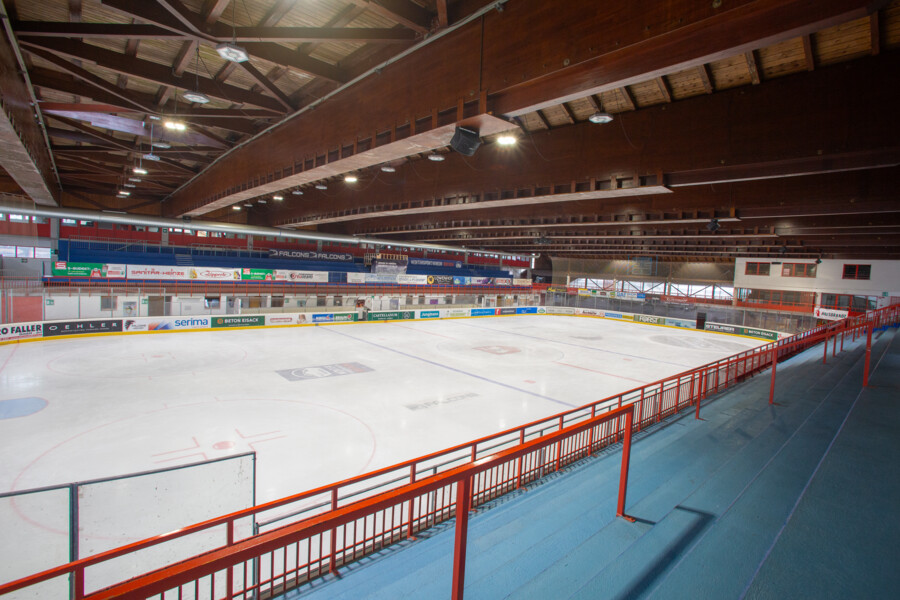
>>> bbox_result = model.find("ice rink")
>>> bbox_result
[0,315,766,503]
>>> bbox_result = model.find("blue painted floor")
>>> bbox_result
[286,326,900,600]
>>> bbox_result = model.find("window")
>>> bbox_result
[34,247,51,259]
[0,246,15,257]
[842,264,871,280]
[61,218,77,225]
[100,296,117,310]
[204,297,220,309]
[781,263,817,278]
[16,246,34,258]
[9,214,27,222]
[270,296,285,308]
[745,262,770,276]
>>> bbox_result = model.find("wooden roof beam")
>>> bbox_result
[802,34,815,71]
[348,0,432,35]
[697,64,714,93]
[20,38,287,113]
[745,50,761,85]
[100,0,349,84]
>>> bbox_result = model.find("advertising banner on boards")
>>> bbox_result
[0,321,43,342]
[427,275,455,285]
[813,306,850,320]
[52,262,125,278]
[268,249,353,262]
[211,316,265,328]
[43,319,122,337]
[368,310,415,321]
[470,308,495,316]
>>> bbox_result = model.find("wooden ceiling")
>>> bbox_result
[0,0,898,261]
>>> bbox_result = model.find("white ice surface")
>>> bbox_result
[0,315,766,502]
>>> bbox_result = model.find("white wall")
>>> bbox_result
[734,258,900,305]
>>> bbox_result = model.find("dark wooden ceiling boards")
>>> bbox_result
[0,0,897,260]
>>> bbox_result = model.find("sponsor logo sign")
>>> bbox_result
[447,308,468,317]
[125,317,211,331]
[498,307,517,315]
[284,270,328,282]
[575,308,601,316]
[546,307,575,314]
[494,278,512,286]
[368,310,415,321]
[52,262,125,278]
[427,275,455,285]
[513,279,532,286]
[332,313,356,322]
[664,318,695,329]
[43,319,122,337]
[269,249,353,262]
[516,307,538,314]
[126,265,189,280]
[704,322,738,335]
[633,314,664,325]
[397,274,429,285]
[604,312,624,319]
[469,277,492,285]
[0,322,42,342]
[409,258,459,268]
[277,362,373,381]
[537,307,547,314]
[419,310,440,319]
[405,392,478,411]
[211,316,265,328]
[312,313,334,323]
[744,328,779,341]
[365,273,399,284]
[814,306,849,320]
[266,316,297,325]
[241,268,275,281]
[470,308,495,316]
[346,272,366,284]
[453,276,467,285]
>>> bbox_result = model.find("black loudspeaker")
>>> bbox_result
[450,126,481,156]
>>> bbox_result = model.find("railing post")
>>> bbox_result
[451,475,473,600]
[587,405,596,455]
[863,323,873,387]
[516,429,525,488]
[407,464,417,539]
[769,345,778,405]
[638,388,645,430]
[674,376,681,411]
[329,488,339,574]
[616,409,636,522]
[823,332,828,364]
[833,331,837,357]
[226,520,235,599]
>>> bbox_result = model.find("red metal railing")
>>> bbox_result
[1,306,897,599]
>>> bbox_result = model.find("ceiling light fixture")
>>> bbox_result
[151,141,171,149]
[243,202,253,207]
[147,115,161,121]
[380,165,396,173]
[182,91,210,104]
[427,153,445,162]
[128,177,142,182]
[117,190,130,196]
[588,111,613,124]
[133,166,148,175]
[123,183,136,188]
[216,2,250,62]
[232,205,241,211]
[164,120,186,131]
[291,189,303,195]
[216,42,249,63]
[273,195,283,200]
[344,174,358,183]
[182,46,210,103]
[496,135,517,146]
[258,199,267,204]
[143,153,161,161]
[315,183,327,190]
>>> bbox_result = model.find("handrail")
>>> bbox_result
[0,305,896,598]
